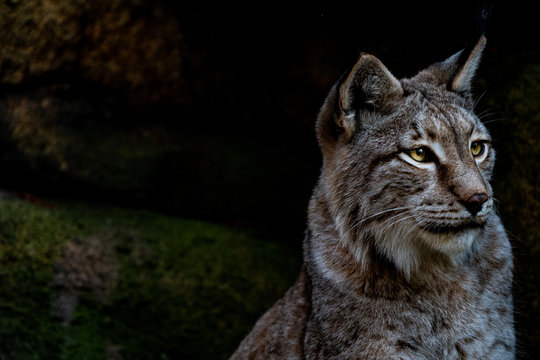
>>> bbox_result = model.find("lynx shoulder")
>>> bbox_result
[230,36,515,360]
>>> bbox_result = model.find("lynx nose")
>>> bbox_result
[463,193,489,216]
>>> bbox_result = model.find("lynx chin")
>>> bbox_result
[230,36,515,359]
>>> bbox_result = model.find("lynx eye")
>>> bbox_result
[471,141,486,157]
[409,147,430,162]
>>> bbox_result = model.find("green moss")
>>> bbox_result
[0,200,75,359]
[0,198,301,359]
[59,299,107,360]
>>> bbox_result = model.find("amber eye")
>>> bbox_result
[409,147,429,162]
[471,141,485,157]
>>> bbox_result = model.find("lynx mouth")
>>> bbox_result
[420,220,484,235]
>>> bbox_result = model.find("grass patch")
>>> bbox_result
[0,198,301,359]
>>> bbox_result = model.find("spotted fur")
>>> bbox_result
[230,36,515,359]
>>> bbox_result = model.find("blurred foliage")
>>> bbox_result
[0,198,301,359]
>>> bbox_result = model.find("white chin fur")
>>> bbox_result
[361,220,480,279]
[419,227,479,256]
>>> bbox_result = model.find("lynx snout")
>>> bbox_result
[445,156,492,218]
[463,193,489,216]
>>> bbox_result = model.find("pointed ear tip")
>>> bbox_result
[355,53,380,65]
[475,35,487,51]
[344,53,386,86]
[479,35,487,45]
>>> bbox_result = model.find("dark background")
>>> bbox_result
[1,1,538,359]
[2,1,537,233]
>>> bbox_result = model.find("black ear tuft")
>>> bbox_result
[476,2,493,38]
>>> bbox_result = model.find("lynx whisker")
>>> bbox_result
[472,90,488,110]
[477,112,496,121]
[481,117,507,125]
[338,206,411,241]
[376,213,416,235]
[378,210,414,227]
[354,206,411,228]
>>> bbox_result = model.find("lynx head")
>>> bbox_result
[316,37,493,277]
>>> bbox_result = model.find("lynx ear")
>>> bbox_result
[337,54,403,139]
[451,35,486,93]
[415,36,486,97]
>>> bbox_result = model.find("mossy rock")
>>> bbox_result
[0,197,301,359]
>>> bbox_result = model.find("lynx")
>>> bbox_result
[230,36,515,359]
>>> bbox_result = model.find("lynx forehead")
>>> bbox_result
[231,36,515,360]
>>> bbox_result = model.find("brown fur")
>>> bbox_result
[230,36,515,359]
